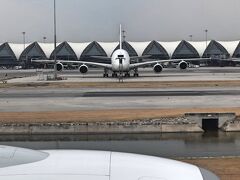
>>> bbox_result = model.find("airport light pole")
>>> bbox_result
[205,29,209,65]
[22,32,26,49]
[22,32,27,67]
[43,36,47,43]
[205,29,208,49]
[53,0,57,80]
[189,35,193,41]
[122,30,126,41]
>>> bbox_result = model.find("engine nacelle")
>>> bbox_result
[178,61,188,70]
[79,65,88,74]
[153,64,163,73]
[56,63,64,72]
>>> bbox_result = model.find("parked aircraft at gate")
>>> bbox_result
[33,25,210,78]
[0,146,219,180]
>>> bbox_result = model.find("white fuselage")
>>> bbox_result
[111,49,130,72]
[0,146,219,180]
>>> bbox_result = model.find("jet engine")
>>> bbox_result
[153,64,163,73]
[178,61,188,70]
[56,63,64,72]
[79,65,88,74]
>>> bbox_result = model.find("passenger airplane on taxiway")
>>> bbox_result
[0,145,219,180]
[33,25,209,78]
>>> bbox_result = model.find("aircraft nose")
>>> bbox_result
[199,167,219,180]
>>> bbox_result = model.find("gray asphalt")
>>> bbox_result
[1,89,240,98]
[1,87,240,112]
[84,90,240,97]
[1,67,240,81]
[2,67,240,112]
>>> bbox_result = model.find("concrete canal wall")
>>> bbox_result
[0,117,202,135]
[0,113,239,135]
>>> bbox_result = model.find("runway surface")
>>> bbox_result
[1,89,240,98]
[0,87,240,112]
[1,67,240,112]
[1,67,240,75]
[5,67,240,83]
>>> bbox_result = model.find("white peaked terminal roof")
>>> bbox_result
[37,43,56,59]
[3,40,240,60]
[98,42,119,57]
[8,43,30,60]
[188,41,211,57]
[158,41,181,58]
[68,42,91,59]
[128,41,151,56]
[217,41,240,57]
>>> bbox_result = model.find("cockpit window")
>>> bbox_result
[0,146,49,168]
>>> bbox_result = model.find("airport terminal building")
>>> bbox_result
[1,40,240,68]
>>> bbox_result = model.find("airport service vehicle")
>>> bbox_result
[32,25,209,78]
[0,145,219,180]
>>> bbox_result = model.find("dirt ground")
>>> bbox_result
[2,80,240,89]
[0,107,240,124]
[181,157,240,180]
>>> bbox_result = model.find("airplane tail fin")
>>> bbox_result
[120,24,122,50]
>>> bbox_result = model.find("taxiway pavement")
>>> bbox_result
[1,67,240,112]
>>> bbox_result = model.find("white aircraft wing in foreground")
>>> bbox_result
[0,146,219,180]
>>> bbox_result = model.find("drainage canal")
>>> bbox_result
[202,118,219,131]
[185,113,236,132]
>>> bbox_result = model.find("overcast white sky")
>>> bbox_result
[1,0,240,43]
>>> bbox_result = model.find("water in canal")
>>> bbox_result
[0,131,240,158]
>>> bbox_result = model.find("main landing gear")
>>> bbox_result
[124,72,130,77]
[111,72,117,77]
[112,72,131,78]
[133,68,139,77]
[103,70,139,78]
[103,68,109,77]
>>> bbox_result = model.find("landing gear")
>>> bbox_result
[133,68,139,77]
[103,73,108,77]
[103,68,109,77]
[112,73,118,77]
[124,72,130,77]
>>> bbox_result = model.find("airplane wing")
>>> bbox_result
[32,60,112,69]
[90,56,111,61]
[91,55,151,61]
[130,55,152,60]
[214,58,240,62]
[129,58,211,69]
[229,58,240,62]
